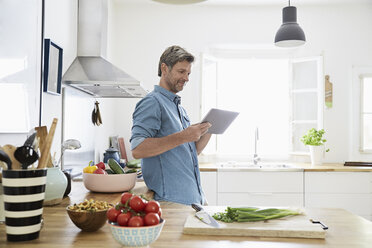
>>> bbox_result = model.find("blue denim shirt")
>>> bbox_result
[130,85,204,205]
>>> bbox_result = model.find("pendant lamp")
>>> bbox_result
[275,0,306,47]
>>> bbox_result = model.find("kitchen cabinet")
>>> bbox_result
[200,171,217,205]
[304,172,372,220]
[217,171,304,206]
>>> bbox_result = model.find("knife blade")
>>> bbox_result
[191,203,220,228]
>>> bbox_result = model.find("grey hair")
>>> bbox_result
[158,45,195,77]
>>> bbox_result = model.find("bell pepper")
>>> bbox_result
[95,162,106,170]
[83,160,98,173]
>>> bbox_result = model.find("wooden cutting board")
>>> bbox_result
[183,206,326,239]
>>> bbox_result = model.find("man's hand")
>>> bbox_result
[181,122,212,142]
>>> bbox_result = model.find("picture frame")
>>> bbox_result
[43,39,63,95]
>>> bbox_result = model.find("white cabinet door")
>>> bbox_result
[305,193,372,217]
[217,171,304,206]
[304,172,372,218]
[305,172,372,193]
[200,171,217,205]
[218,193,303,207]
[218,171,303,193]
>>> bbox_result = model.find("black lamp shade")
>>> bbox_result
[275,6,306,47]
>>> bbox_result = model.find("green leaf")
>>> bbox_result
[300,128,329,150]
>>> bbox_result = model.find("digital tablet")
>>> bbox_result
[201,108,239,134]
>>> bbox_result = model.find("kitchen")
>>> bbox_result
[1,0,372,247]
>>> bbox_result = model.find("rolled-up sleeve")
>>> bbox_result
[130,96,161,150]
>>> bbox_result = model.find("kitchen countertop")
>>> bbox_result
[1,181,372,247]
[199,162,372,172]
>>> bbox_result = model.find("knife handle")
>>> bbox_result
[310,219,329,230]
[191,203,203,212]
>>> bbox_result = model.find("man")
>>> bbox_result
[130,45,212,205]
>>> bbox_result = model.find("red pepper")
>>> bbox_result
[95,162,106,170]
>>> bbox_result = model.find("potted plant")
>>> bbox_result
[301,128,329,166]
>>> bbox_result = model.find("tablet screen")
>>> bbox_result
[201,108,239,134]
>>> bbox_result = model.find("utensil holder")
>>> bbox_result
[0,183,4,223]
[2,169,47,242]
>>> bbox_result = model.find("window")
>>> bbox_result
[351,67,372,159]
[201,53,323,161]
[361,75,372,152]
[289,57,324,154]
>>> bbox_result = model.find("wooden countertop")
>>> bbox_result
[1,181,372,247]
[199,162,372,172]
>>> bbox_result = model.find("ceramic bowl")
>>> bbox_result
[108,219,165,247]
[83,172,137,193]
[66,207,109,232]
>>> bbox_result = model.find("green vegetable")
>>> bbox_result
[108,159,125,174]
[212,207,301,223]
[300,128,330,152]
[126,159,141,168]
[105,169,114,174]
[125,169,137,174]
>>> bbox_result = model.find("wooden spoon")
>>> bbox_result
[37,118,58,169]
[2,144,22,169]
[35,126,54,167]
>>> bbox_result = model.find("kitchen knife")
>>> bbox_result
[310,219,329,230]
[191,203,220,228]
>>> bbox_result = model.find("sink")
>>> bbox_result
[218,162,303,171]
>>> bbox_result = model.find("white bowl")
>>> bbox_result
[108,219,165,247]
[83,173,137,193]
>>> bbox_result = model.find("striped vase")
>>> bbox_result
[2,169,47,242]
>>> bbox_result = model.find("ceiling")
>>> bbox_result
[119,0,372,6]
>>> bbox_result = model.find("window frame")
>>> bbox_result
[351,66,372,160]
[199,50,324,162]
[359,73,372,153]
[288,56,324,156]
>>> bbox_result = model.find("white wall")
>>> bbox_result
[42,0,78,162]
[93,98,139,162]
[107,1,372,163]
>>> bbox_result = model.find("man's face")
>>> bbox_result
[162,60,191,94]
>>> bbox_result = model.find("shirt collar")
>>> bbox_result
[154,85,181,105]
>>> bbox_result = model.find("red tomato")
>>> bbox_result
[145,200,160,214]
[93,168,107,174]
[144,212,160,226]
[107,207,121,222]
[157,208,162,218]
[129,196,146,212]
[117,212,132,226]
[128,216,144,227]
[95,162,106,170]
[120,192,133,205]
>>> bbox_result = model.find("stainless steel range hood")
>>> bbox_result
[63,56,148,98]
[62,0,148,98]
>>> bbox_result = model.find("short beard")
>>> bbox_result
[165,79,179,93]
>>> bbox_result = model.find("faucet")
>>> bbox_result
[253,127,260,165]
